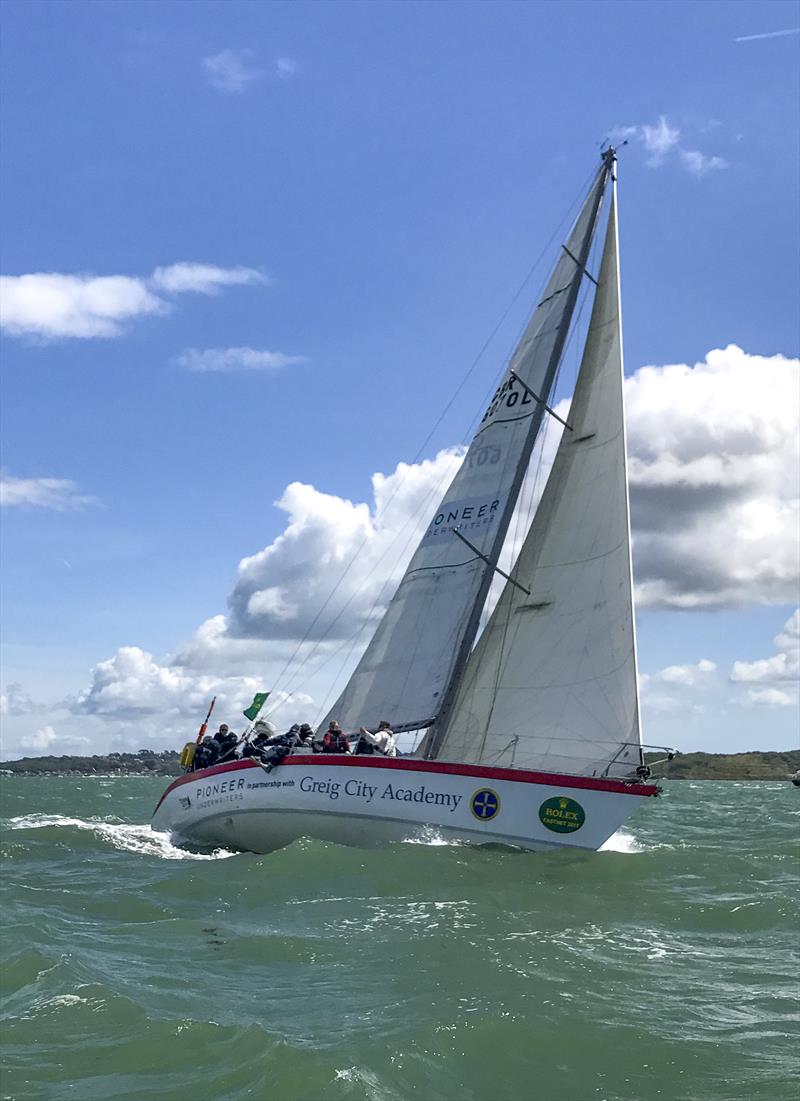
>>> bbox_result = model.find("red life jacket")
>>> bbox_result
[323,730,348,752]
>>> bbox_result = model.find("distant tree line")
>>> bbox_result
[646,749,800,780]
[1,747,798,779]
[0,750,182,776]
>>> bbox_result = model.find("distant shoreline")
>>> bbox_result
[1,748,798,780]
[645,749,799,781]
[0,750,183,777]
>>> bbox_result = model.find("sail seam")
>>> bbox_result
[536,284,570,308]
[400,557,483,578]
[535,534,628,569]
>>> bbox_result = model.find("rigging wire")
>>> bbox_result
[309,217,604,730]
[270,434,478,710]
[261,166,604,719]
[285,467,460,717]
[269,173,604,721]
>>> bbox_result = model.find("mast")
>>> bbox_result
[424,154,613,759]
[607,149,645,766]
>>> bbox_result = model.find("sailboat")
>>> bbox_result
[153,148,661,853]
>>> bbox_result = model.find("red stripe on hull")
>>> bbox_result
[153,755,657,814]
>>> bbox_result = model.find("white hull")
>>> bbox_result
[152,755,657,855]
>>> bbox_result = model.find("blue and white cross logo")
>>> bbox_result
[470,788,500,821]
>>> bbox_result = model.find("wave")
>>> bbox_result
[401,827,466,846]
[3,814,235,861]
[599,827,646,854]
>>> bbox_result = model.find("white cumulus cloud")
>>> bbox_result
[680,150,729,178]
[0,475,98,511]
[731,609,800,708]
[68,346,798,733]
[652,659,717,686]
[612,115,727,176]
[0,682,46,715]
[171,615,275,672]
[203,345,798,693]
[627,346,799,609]
[20,725,59,750]
[746,687,796,707]
[639,659,718,714]
[0,273,164,339]
[150,263,266,295]
[17,724,91,752]
[74,646,245,719]
[641,116,681,165]
[177,347,305,372]
[224,447,466,644]
[72,645,315,732]
[203,49,261,93]
[0,263,265,341]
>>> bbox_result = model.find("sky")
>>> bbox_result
[1,0,798,761]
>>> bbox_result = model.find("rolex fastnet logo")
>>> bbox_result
[538,795,586,833]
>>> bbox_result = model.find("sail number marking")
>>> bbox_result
[480,376,535,426]
[465,445,501,467]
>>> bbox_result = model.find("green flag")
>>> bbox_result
[243,692,270,721]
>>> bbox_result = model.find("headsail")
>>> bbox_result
[322,163,611,735]
[432,178,643,779]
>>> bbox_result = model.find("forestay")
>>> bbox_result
[322,166,611,735]
[433,187,643,779]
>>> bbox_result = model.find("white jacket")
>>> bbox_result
[361,728,397,757]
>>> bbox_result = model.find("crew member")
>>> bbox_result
[241,720,277,759]
[357,720,397,757]
[193,734,220,771]
[213,723,238,761]
[322,721,350,754]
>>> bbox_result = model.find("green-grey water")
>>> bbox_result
[1,777,798,1101]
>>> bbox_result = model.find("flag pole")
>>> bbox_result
[195,696,217,744]
[240,692,270,743]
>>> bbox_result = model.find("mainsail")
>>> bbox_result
[322,163,612,734]
[432,181,643,779]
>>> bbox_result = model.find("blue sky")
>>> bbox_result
[1,0,798,758]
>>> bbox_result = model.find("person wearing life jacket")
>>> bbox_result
[251,723,314,772]
[213,724,238,762]
[322,721,350,754]
[357,720,397,757]
[295,724,316,753]
[193,734,220,771]
[241,720,277,759]
[260,722,299,748]
[272,724,313,752]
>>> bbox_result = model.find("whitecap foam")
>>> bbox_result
[40,994,88,1009]
[401,827,464,847]
[5,814,235,860]
[599,828,645,854]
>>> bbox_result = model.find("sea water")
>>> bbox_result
[1,777,798,1101]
